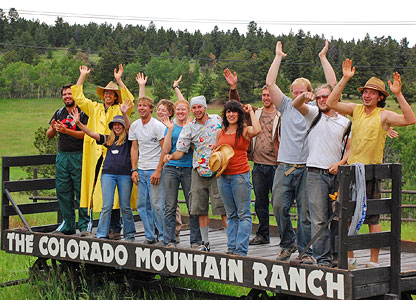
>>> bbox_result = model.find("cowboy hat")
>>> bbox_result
[96,81,122,102]
[208,144,235,178]
[358,77,389,98]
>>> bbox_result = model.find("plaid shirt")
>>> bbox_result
[176,114,222,177]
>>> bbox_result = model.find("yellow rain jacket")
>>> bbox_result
[71,84,137,213]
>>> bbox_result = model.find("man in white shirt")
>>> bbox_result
[130,96,166,244]
[293,84,350,266]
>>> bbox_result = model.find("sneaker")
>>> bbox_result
[108,230,121,240]
[166,243,176,248]
[198,241,210,252]
[300,255,315,264]
[348,258,358,270]
[249,235,270,245]
[225,249,234,255]
[144,239,156,244]
[365,262,380,268]
[125,237,135,242]
[191,243,201,249]
[317,262,333,268]
[80,231,91,237]
[51,230,64,235]
[276,245,297,261]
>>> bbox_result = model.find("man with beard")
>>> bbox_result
[327,59,416,268]
[47,84,89,235]
[266,40,337,262]
[293,84,351,266]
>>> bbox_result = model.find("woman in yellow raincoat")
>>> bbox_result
[71,65,136,238]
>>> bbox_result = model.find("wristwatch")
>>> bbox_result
[130,168,138,173]
[173,85,180,89]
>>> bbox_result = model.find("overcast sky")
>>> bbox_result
[2,0,416,46]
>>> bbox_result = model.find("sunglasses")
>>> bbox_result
[316,94,329,100]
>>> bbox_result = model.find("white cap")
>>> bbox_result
[190,95,207,108]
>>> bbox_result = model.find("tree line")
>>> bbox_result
[1,8,416,102]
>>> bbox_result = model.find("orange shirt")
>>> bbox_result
[217,130,250,175]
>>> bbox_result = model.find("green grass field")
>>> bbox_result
[1,96,416,299]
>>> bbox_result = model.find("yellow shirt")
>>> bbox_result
[347,104,387,165]
[71,84,136,212]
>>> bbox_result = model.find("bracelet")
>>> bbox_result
[130,168,138,173]
[173,85,180,89]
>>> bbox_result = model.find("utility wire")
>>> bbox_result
[7,9,416,26]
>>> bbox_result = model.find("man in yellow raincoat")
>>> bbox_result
[71,65,136,238]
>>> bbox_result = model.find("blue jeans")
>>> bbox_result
[252,163,277,241]
[96,174,136,240]
[272,164,311,255]
[137,169,165,242]
[163,166,201,245]
[307,170,336,265]
[218,172,252,256]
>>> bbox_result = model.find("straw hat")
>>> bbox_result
[96,81,122,102]
[358,77,389,98]
[209,144,235,178]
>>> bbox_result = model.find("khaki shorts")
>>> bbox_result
[363,179,381,225]
[189,168,225,216]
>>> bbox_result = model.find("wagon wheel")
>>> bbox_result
[30,258,80,283]
[29,257,52,281]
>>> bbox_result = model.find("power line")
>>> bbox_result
[1,43,414,70]
[7,9,416,27]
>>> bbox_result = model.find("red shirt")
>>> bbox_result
[217,129,250,175]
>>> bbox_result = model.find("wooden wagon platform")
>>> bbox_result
[2,155,416,299]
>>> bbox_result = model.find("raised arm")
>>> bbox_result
[114,64,126,90]
[243,104,261,139]
[383,72,416,128]
[71,110,99,141]
[75,65,91,86]
[223,68,240,101]
[119,98,133,132]
[160,116,174,153]
[72,66,97,116]
[326,59,356,116]
[266,41,287,109]
[173,75,185,101]
[293,92,315,115]
[319,40,337,87]
[136,73,147,99]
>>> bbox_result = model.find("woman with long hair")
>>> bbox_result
[72,99,136,241]
[215,100,261,256]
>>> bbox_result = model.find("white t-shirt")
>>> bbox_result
[277,95,308,164]
[305,106,350,169]
[129,117,165,170]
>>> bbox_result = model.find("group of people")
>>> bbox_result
[47,40,416,266]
